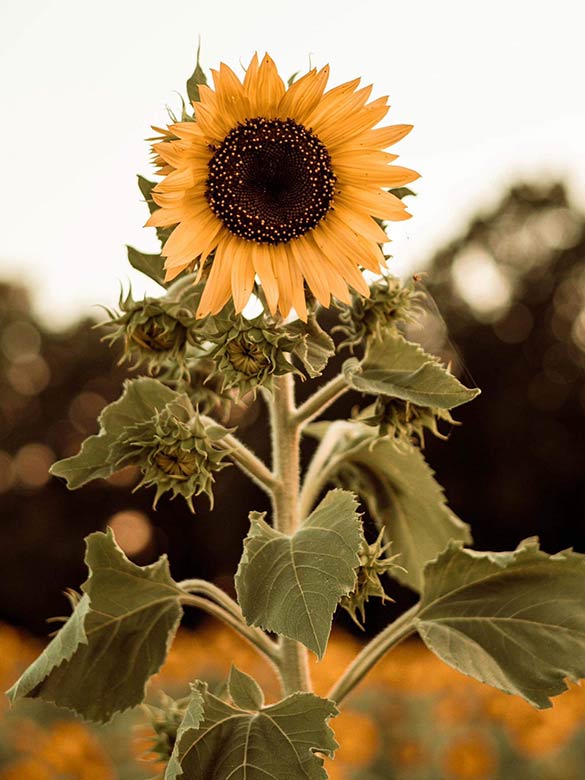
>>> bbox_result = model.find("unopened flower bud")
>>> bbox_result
[340,530,402,628]
[206,313,303,395]
[361,397,456,447]
[113,395,231,511]
[336,275,422,350]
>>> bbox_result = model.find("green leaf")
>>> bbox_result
[186,40,208,106]
[235,489,362,658]
[7,529,182,722]
[167,680,338,780]
[126,245,166,287]
[343,332,480,409]
[137,175,174,250]
[288,316,336,378]
[416,540,585,708]
[306,422,471,593]
[50,377,176,488]
[228,665,264,711]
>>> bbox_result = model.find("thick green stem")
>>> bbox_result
[327,603,419,706]
[270,374,312,693]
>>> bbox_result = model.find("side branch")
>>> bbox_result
[293,373,349,427]
[180,593,281,665]
[206,424,277,496]
[327,604,419,706]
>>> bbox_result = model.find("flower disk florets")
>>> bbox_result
[206,117,336,245]
[114,396,231,511]
[206,313,303,395]
[337,275,423,350]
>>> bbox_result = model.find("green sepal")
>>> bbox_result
[166,679,338,780]
[186,40,208,106]
[305,422,471,593]
[235,489,363,658]
[343,332,480,410]
[417,539,585,709]
[7,529,182,723]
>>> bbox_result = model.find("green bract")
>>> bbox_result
[339,529,402,628]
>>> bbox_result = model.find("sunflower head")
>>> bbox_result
[147,53,418,321]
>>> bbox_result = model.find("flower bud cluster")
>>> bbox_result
[114,395,231,511]
[361,397,456,447]
[336,274,423,350]
[340,529,402,628]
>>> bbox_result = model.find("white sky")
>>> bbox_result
[2,0,585,328]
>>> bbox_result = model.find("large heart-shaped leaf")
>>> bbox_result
[166,678,338,780]
[235,489,362,658]
[7,529,182,722]
[417,539,585,708]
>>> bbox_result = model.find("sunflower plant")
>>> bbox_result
[8,50,585,780]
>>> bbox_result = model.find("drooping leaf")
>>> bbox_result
[288,316,335,378]
[50,377,176,488]
[7,529,182,722]
[167,680,338,780]
[186,40,208,106]
[126,245,166,287]
[343,332,479,409]
[305,422,471,592]
[228,665,264,711]
[235,489,362,658]
[416,540,585,708]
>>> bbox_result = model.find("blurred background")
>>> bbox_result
[1,1,585,778]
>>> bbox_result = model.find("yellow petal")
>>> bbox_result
[357,124,413,149]
[251,243,279,314]
[276,66,330,123]
[231,239,256,312]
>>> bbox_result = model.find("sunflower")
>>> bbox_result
[147,53,419,321]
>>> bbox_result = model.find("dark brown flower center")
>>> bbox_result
[206,117,336,244]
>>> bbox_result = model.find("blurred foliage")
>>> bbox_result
[3,620,585,779]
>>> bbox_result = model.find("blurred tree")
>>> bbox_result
[419,182,585,553]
